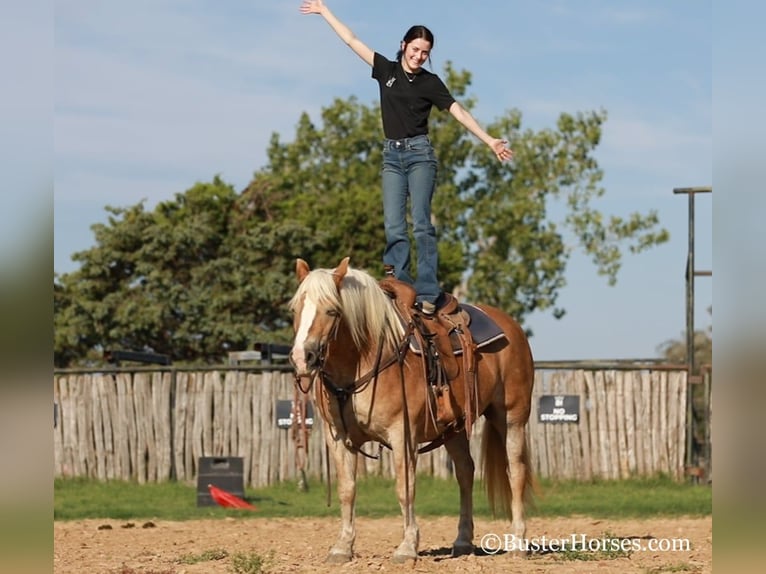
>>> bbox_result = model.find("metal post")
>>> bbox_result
[673,186,712,478]
[703,366,711,480]
[686,191,696,377]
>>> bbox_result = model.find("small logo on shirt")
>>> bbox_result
[385,76,396,87]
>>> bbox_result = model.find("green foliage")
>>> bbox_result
[54,64,669,365]
[54,476,710,522]
[54,177,321,366]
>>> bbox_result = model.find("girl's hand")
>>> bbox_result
[300,0,324,15]
[490,138,514,162]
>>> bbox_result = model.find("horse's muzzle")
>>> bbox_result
[289,340,322,375]
[303,346,322,370]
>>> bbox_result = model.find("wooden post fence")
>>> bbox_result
[53,364,691,486]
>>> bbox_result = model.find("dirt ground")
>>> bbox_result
[54,515,711,574]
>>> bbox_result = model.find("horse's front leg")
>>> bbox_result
[324,421,358,563]
[391,437,419,563]
[444,430,475,556]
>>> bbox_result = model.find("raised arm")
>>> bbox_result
[300,0,374,66]
[449,101,514,162]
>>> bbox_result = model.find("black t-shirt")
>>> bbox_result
[372,52,456,140]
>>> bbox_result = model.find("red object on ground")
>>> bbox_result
[207,484,257,510]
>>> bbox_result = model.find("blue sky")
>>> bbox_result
[52,0,712,361]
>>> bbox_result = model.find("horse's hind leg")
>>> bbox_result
[444,430,475,556]
[324,422,358,563]
[483,406,533,558]
[506,420,531,544]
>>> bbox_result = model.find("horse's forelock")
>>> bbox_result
[291,266,401,352]
[289,269,342,313]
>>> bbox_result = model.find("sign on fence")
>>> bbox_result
[538,394,580,423]
[275,400,314,429]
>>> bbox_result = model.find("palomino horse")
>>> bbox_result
[289,257,535,563]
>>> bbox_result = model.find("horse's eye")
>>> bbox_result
[327,309,340,318]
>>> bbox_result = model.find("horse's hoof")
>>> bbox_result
[391,552,417,564]
[451,543,474,557]
[325,551,352,564]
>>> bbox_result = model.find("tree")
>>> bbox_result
[658,306,713,371]
[54,177,323,365]
[54,65,669,366]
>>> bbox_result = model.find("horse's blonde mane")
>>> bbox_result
[289,266,404,352]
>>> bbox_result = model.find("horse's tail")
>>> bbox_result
[481,420,536,519]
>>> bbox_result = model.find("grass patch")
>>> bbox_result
[642,563,699,573]
[531,475,712,517]
[230,550,273,574]
[176,548,228,564]
[111,566,175,574]
[53,477,243,521]
[54,474,710,522]
[553,530,633,561]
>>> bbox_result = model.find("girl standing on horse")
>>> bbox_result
[300,0,513,315]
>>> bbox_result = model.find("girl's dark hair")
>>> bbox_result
[395,25,435,63]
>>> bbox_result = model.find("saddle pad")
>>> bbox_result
[409,304,507,355]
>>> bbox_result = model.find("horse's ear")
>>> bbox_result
[332,257,350,288]
[296,258,311,284]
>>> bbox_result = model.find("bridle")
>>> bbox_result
[293,311,412,457]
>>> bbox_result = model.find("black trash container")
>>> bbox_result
[196,456,246,507]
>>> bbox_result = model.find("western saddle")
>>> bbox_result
[379,278,481,438]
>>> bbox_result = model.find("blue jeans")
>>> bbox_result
[381,134,440,304]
